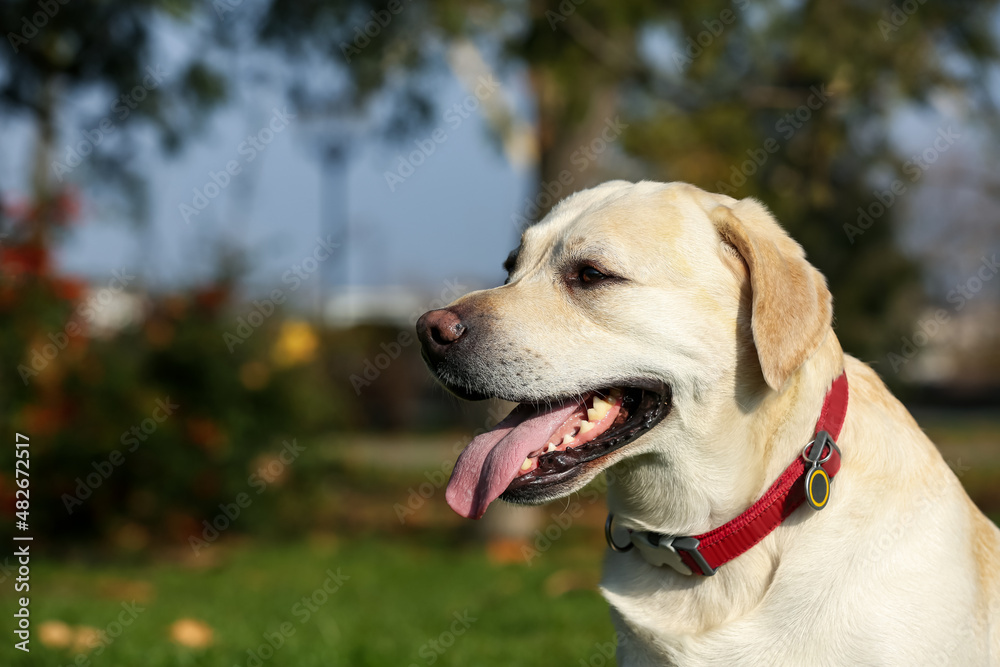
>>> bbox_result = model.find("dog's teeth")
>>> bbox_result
[578,421,594,435]
[521,457,533,471]
[547,443,557,452]
[610,388,623,399]
[588,397,613,421]
[562,434,574,445]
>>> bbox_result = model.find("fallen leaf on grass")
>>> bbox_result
[38,621,74,649]
[169,618,214,648]
[486,537,531,564]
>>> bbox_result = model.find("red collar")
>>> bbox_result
[606,371,849,576]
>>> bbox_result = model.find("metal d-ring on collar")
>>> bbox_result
[802,436,835,464]
[605,513,633,552]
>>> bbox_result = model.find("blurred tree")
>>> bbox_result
[0,0,227,226]
[6,0,997,367]
[250,0,1000,369]
[1,1,277,551]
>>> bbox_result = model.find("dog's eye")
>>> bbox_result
[503,248,520,285]
[579,266,607,284]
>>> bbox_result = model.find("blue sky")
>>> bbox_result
[2,55,530,305]
[2,14,997,310]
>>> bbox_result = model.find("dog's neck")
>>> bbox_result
[606,333,845,538]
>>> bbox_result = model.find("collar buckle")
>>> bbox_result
[629,530,717,576]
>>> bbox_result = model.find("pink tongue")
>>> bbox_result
[445,399,582,519]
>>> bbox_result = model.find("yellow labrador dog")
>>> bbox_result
[415,180,1000,666]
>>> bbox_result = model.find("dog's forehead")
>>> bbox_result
[521,181,720,262]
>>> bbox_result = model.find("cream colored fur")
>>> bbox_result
[445,180,1000,666]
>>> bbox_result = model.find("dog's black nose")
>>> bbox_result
[416,308,468,361]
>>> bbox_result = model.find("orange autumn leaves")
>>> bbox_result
[168,618,215,648]
[38,617,215,652]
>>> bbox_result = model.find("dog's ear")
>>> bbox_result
[709,199,832,391]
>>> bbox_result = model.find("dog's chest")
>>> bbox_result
[601,546,986,667]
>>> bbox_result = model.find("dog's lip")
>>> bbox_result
[501,382,671,497]
[488,377,667,406]
[422,337,668,405]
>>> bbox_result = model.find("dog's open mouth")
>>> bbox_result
[445,385,670,519]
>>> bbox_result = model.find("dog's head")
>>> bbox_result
[416,181,833,519]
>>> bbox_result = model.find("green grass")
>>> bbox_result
[8,414,995,667]
[0,532,615,667]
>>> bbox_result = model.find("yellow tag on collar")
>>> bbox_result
[806,466,830,510]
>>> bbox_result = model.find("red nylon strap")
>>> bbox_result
[678,371,849,576]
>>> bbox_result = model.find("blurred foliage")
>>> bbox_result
[4,0,1000,363]
[0,0,228,220]
[0,193,479,551]
[252,0,1000,363]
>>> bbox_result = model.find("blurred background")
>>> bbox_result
[1,0,999,664]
